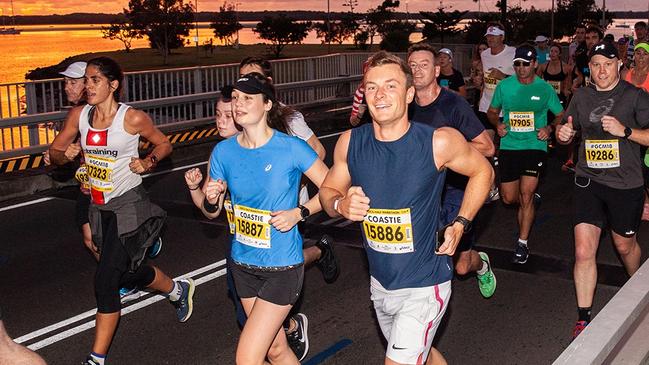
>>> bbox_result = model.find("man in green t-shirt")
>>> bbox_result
[487,45,564,264]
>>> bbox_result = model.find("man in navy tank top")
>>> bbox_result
[320,51,494,365]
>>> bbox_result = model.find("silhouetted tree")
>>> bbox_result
[420,6,467,44]
[126,0,194,64]
[314,14,357,45]
[101,19,142,52]
[254,14,311,58]
[210,1,243,46]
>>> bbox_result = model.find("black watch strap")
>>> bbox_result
[624,127,632,139]
[299,205,310,221]
[453,216,472,233]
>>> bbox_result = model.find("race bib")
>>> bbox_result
[85,154,115,192]
[75,164,90,190]
[484,76,498,90]
[362,208,414,254]
[223,199,235,234]
[234,205,271,249]
[585,139,620,168]
[509,112,535,133]
[548,80,561,94]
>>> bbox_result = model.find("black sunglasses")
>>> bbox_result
[514,60,532,67]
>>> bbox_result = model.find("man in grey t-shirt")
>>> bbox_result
[557,41,649,339]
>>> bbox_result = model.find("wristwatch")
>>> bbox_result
[452,216,472,233]
[299,205,310,221]
[623,127,632,139]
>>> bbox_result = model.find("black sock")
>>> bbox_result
[578,307,591,322]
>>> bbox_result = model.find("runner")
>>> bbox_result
[537,43,573,108]
[572,26,602,90]
[487,45,564,265]
[569,24,587,64]
[238,56,339,360]
[48,57,193,365]
[204,72,329,364]
[45,62,161,302]
[0,306,46,365]
[185,85,247,328]
[407,43,497,299]
[557,41,649,338]
[320,51,493,365]
[436,48,467,98]
[479,22,516,202]
[626,22,648,68]
[534,35,550,65]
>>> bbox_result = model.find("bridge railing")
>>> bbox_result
[553,258,649,364]
[0,74,361,160]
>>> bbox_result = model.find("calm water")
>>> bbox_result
[0,19,642,84]
[0,22,329,84]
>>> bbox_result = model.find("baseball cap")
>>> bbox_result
[634,42,649,54]
[589,41,618,60]
[438,48,453,60]
[60,62,87,79]
[485,26,505,37]
[513,45,537,62]
[234,72,276,102]
[534,35,548,43]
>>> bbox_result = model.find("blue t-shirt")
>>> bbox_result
[348,123,450,290]
[408,87,485,191]
[209,131,318,267]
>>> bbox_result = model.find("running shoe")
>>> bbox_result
[171,278,195,322]
[512,242,529,264]
[573,320,589,339]
[561,159,575,172]
[119,287,141,303]
[477,252,496,298]
[315,234,339,284]
[286,313,309,361]
[147,237,163,259]
[486,187,500,203]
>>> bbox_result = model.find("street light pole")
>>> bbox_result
[235,2,242,49]
[327,0,331,54]
[195,0,200,56]
[551,0,555,41]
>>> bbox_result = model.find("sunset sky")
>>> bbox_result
[3,0,645,16]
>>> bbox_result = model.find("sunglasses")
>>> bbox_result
[514,60,532,67]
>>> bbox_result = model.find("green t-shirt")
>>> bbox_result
[491,75,563,151]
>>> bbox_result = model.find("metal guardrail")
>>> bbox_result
[0,75,361,160]
[554,259,649,364]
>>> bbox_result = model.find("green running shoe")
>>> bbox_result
[477,252,496,298]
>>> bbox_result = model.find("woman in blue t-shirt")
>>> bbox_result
[203,72,329,364]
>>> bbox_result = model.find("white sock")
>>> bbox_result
[90,352,106,365]
[167,281,182,301]
[476,260,489,275]
[518,239,528,246]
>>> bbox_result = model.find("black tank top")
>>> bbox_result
[543,61,566,81]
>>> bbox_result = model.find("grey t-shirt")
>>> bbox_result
[564,80,649,189]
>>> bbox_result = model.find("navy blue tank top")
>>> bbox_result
[348,122,452,290]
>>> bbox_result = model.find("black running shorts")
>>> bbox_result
[574,176,644,237]
[230,262,304,306]
[498,149,547,183]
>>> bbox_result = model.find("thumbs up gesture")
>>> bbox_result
[338,186,371,221]
[557,116,575,143]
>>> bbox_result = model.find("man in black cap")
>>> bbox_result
[557,41,649,339]
[487,44,564,265]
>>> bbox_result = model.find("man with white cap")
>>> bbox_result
[535,35,549,65]
[479,22,516,202]
[60,61,88,106]
[556,41,649,339]
[437,47,467,98]
[487,44,563,265]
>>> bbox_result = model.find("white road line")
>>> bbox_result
[0,197,55,212]
[26,267,228,351]
[15,259,226,345]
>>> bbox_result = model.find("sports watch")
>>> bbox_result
[452,216,472,233]
[299,205,310,221]
[623,127,632,139]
